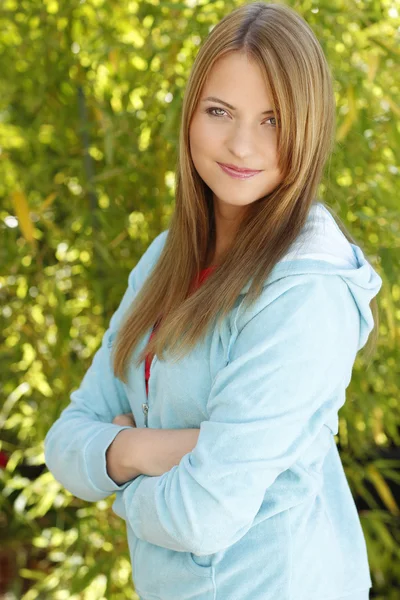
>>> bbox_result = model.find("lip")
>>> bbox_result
[217,162,262,179]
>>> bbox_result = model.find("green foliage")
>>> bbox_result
[0,0,399,598]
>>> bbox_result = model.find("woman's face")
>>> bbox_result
[189,52,284,220]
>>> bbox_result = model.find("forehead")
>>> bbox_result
[201,53,273,107]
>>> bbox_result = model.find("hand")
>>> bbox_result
[112,412,136,428]
[106,428,141,485]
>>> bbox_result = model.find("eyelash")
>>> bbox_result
[205,107,278,127]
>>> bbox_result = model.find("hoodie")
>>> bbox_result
[44,202,382,600]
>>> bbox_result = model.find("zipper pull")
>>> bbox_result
[142,403,149,427]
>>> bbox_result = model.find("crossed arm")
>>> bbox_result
[106,413,200,485]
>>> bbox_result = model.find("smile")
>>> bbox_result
[217,163,261,179]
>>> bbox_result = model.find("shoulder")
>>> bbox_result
[226,273,360,379]
[127,230,169,291]
[236,273,355,334]
[283,202,356,267]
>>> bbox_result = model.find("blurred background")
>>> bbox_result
[0,0,399,598]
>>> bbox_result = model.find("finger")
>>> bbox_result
[113,413,136,427]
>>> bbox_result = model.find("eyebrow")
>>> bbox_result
[202,96,276,115]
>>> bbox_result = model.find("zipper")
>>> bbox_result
[142,354,157,427]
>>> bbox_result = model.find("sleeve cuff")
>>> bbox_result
[83,424,134,494]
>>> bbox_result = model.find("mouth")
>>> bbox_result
[217,162,262,179]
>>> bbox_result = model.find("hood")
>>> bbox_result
[239,202,383,350]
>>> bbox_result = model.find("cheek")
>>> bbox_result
[190,131,211,174]
[189,122,201,157]
[190,118,219,151]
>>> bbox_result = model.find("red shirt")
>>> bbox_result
[145,266,217,396]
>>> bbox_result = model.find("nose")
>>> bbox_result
[226,123,258,160]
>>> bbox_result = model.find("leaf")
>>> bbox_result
[69,561,107,595]
[366,464,400,516]
[368,517,396,551]
[336,85,358,143]
[38,191,58,213]
[11,190,36,247]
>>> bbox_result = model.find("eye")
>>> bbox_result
[205,107,278,127]
[205,107,227,118]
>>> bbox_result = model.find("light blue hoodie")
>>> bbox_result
[44,202,382,600]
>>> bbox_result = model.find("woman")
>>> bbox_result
[44,3,382,599]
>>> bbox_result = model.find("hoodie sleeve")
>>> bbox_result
[44,231,167,503]
[119,273,368,555]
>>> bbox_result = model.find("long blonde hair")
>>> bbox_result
[113,1,379,383]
